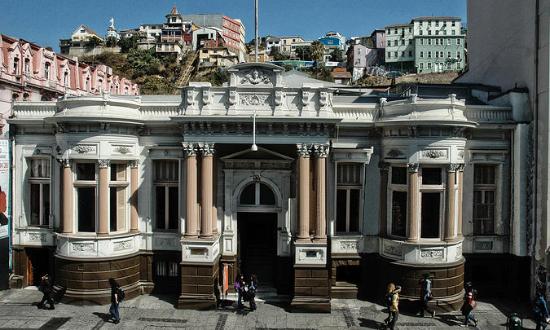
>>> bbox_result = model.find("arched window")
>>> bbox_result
[44,62,51,80]
[13,57,19,74]
[24,58,30,74]
[239,182,276,206]
[64,71,69,86]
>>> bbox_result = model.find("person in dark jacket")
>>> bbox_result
[534,289,550,330]
[108,278,120,324]
[418,273,435,318]
[38,273,54,310]
[461,291,478,327]
[248,274,257,311]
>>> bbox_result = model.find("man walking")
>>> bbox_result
[108,278,121,324]
[418,273,435,318]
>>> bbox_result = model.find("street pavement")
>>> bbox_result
[0,288,537,329]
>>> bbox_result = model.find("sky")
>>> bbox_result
[0,0,466,51]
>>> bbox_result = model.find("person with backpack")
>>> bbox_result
[417,273,435,318]
[108,278,123,324]
[234,273,245,309]
[248,274,258,311]
[38,273,55,310]
[384,283,401,330]
[460,291,478,327]
[533,289,550,330]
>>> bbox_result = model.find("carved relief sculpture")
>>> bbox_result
[240,69,271,85]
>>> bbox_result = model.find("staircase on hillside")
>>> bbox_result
[177,50,199,87]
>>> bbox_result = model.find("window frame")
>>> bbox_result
[419,167,446,240]
[109,162,129,233]
[153,159,180,231]
[472,164,497,235]
[335,162,365,235]
[27,157,51,227]
[387,165,408,238]
[73,161,98,233]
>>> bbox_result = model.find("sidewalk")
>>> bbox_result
[0,288,538,329]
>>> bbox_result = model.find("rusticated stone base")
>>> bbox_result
[377,256,465,312]
[177,260,219,310]
[291,266,331,313]
[55,253,142,305]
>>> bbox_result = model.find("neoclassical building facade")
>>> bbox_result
[9,63,530,310]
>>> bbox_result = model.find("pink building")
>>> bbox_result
[0,34,139,135]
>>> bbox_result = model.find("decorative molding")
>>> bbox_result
[98,159,110,168]
[113,145,131,155]
[458,150,465,160]
[182,142,197,156]
[386,149,404,158]
[296,143,311,157]
[27,232,47,242]
[407,163,419,173]
[383,240,403,257]
[313,144,329,158]
[228,90,237,105]
[72,145,95,154]
[200,143,215,156]
[186,89,197,106]
[474,240,493,251]
[71,242,95,253]
[274,90,286,106]
[61,158,71,168]
[240,94,270,106]
[455,245,463,261]
[129,160,139,169]
[113,239,133,252]
[420,248,444,260]
[239,69,272,85]
[339,240,358,251]
[423,149,446,159]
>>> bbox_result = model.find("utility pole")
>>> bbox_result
[255,0,259,62]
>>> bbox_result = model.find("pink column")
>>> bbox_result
[183,143,198,238]
[200,143,215,238]
[97,159,110,235]
[297,144,311,240]
[130,160,139,233]
[61,160,73,234]
[407,163,420,242]
[314,144,329,240]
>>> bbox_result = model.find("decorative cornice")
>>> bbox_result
[423,149,445,159]
[98,159,110,168]
[407,163,419,173]
[182,142,197,156]
[296,143,311,157]
[312,144,329,158]
[72,145,95,154]
[200,143,215,156]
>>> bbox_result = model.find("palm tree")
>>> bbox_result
[310,41,325,63]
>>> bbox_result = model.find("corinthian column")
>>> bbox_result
[314,144,329,240]
[130,160,139,233]
[297,144,311,240]
[445,164,459,241]
[61,159,73,234]
[97,159,110,235]
[183,143,198,238]
[407,163,419,242]
[200,143,215,238]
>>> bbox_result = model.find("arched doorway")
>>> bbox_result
[237,181,278,288]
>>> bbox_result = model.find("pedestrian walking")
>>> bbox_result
[460,290,478,327]
[384,283,401,330]
[533,289,550,330]
[248,274,257,311]
[417,273,435,318]
[108,278,121,324]
[38,273,55,310]
[234,273,245,309]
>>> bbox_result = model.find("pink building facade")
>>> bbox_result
[0,34,139,136]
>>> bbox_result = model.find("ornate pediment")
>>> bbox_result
[228,63,284,88]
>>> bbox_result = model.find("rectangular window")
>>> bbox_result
[109,163,128,232]
[336,163,363,233]
[391,191,407,237]
[75,162,96,232]
[154,160,179,230]
[428,51,432,58]
[420,51,424,58]
[428,62,432,69]
[420,39,424,45]
[421,192,440,238]
[473,165,496,235]
[452,30,456,35]
[29,159,50,226]
[420,62,424,70]
[457,38,461,45]
[409,51,413,57]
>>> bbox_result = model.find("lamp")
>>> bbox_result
[251,110,258,151]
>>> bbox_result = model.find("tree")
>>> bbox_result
[294,46,312,61]
[118,35,139,53]
[85,36,103,51]
[310,41,325,63]
[270,46,289,61]
[330,48,344,62]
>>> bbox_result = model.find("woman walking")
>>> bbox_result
[234,273,245,309]
[384,283,401,330]
[460,290,478,327]
[248,274,258,311]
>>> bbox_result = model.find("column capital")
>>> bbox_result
[129,160,139,169]
[182,142,197,156]
[313,144,329,158]
[60,158,71,168]
[407,163,419,173]
[98,159,110,168]
[200,142,215,156]
[447,163,463,172]
[296,143,311,157]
